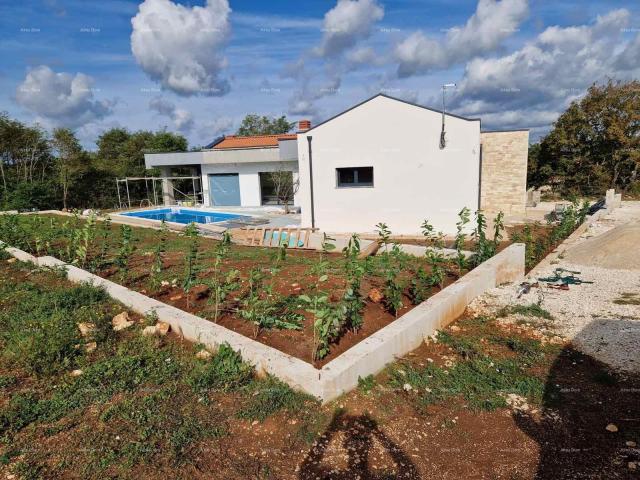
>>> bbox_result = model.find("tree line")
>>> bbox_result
[0,114,188,210]
[0,113,295,211]
[528,80,640,197]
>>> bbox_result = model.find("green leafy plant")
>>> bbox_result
[115,224,133,283]
[182,223,200,302]
[94,215,112,270]
[342,234,365,331]
[149,220,169,292]
[74,212,97,269]
[205,231,235,322]
[301,293,344,361]
[239,268,303,337]
[410,220,448,304]
[375,223,404,316]
[454,207,471,272]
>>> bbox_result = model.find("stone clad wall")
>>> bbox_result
[479,130,529,216]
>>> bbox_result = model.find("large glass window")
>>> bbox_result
[259,171,294,205]
[336,167,374,187]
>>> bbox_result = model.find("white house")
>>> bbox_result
[145,131,302,208]
[144,94,529,234]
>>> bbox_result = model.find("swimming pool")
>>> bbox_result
[121,208,245,225]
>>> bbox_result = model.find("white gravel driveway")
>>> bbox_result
[468,202,640,374]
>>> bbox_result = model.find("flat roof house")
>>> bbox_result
[145,94,529,234]
[145,130,302,208]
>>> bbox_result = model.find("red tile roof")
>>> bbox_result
[213,133,297,150]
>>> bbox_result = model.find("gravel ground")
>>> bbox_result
[468,202,640,374]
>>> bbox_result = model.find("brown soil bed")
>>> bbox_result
[101,250,461,366]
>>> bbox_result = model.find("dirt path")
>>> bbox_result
[469,201,640,374]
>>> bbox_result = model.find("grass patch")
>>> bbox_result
[391,357,545,411]
[391,318,557,411]
[357,374,376,394]
[0,281,110,376]
[99,385,226,465]
[0,374,17,389]
[187,343,254,393]
[498,303,554,321]
[613,292,640,305]
[237,377,315,422]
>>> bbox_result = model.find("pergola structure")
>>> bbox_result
[115,176,203,209]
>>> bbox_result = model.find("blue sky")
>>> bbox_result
[1,0,639,149]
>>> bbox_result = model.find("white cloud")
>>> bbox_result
[315,0,384,58]
[131,0,231,97]
[149,96,194,132]
[449,8,639,132]
[15,66,113,129]
[284,0,383,118]
[395,0,528,77]
[197,117,234,145]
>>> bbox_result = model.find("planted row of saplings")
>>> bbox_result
[0,209,505,361]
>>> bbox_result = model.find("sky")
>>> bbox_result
[1,0,639,149]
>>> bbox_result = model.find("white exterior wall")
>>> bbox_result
[296,95,481,235]
[201,161,299,207]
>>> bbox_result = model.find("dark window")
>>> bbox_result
[259,171,294,205]
[336,167,374,188]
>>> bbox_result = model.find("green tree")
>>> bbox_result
[236,114,294,136]
[95,128,187,177]
[50,128,86,210]
[530,80,640,196]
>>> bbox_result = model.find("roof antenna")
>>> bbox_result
[440,83,456,149]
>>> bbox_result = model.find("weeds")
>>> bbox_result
[358,374,376,394]
[236,377,313,422]
[498,303,554,321]
[187,343,253,393]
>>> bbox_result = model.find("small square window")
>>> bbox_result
[336,167,374,187]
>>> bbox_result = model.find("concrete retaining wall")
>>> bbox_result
[318,243,524,399]
[2,240,524,404]
[527,207,609,277]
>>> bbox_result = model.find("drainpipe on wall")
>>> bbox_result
[306,136,316,229]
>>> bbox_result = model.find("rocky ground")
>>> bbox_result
[469,201,640,374]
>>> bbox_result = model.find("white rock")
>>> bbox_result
[504,393,530,412]
[70,369,83,377]
[112,312,133,331]
[156,321,170,336]
[7,258,16,264]
[196,350,212,360]
[160,280,170,287]
[142,325,158,337]
[403,383,413,392]
[606,423,618,432]
[77,322,95,337]
[626,440,637,447]
[85,342,97,353]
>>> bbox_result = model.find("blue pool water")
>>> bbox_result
[122,208,245,225]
